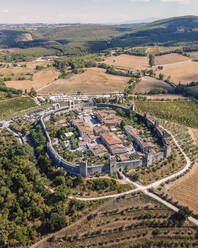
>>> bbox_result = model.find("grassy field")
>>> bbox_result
[159,60,198,85]
[134,77,173,93]
[0,97,36,119]
[6,68,60,91]
[135,100,198,128]
[104,54,149,70]
[0,60,49,73]
[0,60,60,92]
[38,67,129,95]
[165,164,198,214]
[72,177,134,198]
[155,53,189,66]
[34,192,198,248]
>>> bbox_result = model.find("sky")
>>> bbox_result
[0,0,197,24]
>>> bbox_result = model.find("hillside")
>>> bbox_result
[0,25,130,57]
[110,15,198,48]
[1,16,198,59]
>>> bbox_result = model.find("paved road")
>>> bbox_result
[144,189,198,227]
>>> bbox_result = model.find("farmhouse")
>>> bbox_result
[124,125,154,153]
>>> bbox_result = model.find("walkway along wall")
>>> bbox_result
[40,103,171,177]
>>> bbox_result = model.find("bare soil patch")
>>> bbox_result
[6,68,60,91]
[38,67,129,95]
[155,53,189,66]
[134,77,173,93]
[104,54,149,70]
[160,61,198,85]
[165,163,198,214]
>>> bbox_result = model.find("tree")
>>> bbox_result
[149,54,155,67]
[29,88,37,97]
[159,73,165,80]
[48,212,66,232]
[132,173,140,181]
[172,206,192,226]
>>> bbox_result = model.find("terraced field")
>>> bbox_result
[32,193,198,248]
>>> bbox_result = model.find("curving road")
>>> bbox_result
[70,126,198,227]
[70,126,191,201]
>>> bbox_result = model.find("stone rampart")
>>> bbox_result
[39,103,172,177]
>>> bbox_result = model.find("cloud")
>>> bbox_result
[2,9,9,13]
[129,0,151,2]
[129,0,191,3]
[160,0,191,3]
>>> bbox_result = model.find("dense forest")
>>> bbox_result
[0,126,77,247]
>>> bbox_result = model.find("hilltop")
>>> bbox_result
[110,15,198,48]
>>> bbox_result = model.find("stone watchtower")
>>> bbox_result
[145,152,153,166]
[109,157,117,174]
[80,161,88,177]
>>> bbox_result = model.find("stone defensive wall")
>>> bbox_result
[40,103,171,177]
[40,106,80,175]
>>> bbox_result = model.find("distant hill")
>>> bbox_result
[1,16,198,58]
[110,16,198,48]
[0,25,131,55]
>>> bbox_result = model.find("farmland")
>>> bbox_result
[165,164,198,214]
[155,53,189,66]
[104,54,149,70]
[1,60,60,92]
[159,60,198,85]
[0,97,36,119]
[38,67,129,95]
[135,100,198,128]
[134,77,173,93]
[32,192,198,248]
[6,67,60,91]
[145,94,186,100]
[189,128,198,145]
[153,119,198,215]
